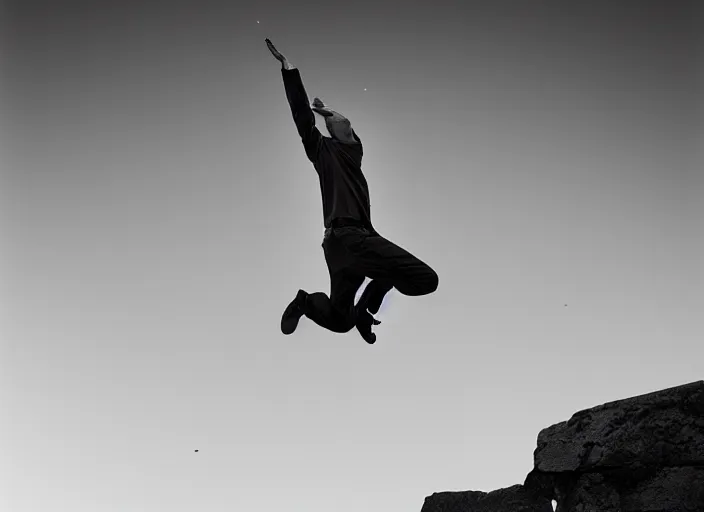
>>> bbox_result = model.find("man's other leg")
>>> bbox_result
[296,236,365,334]
[301,268,365,333]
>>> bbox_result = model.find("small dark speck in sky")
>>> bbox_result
[195,450,199,452]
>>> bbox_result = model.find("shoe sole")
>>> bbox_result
[281,297,304,335]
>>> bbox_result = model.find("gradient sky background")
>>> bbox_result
[1,1,702,511]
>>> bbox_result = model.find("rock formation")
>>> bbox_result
[422,380,704,512]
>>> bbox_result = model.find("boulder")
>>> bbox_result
[422,381,704,512]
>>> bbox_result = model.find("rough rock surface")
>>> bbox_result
[423,380,704,512]
[421,485,552,512]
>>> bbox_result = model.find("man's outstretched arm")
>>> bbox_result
[266,39,323,162]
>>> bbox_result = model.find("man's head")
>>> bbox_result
[324,115,355,142]
[311,97,357,143]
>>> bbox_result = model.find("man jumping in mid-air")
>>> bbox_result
[266,38,438,344]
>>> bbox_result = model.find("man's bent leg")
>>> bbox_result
[340,229,439,300]
[300,237,366,334]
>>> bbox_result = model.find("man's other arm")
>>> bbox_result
[280,60,323,162]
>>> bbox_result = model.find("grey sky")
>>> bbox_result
[2,1,701,511]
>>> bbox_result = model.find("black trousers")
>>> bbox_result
[300,221,439,333]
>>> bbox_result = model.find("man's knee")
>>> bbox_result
[398,266,438,296]
[424,268,439,295]
[414,266,438,295]
[332,304,357,333]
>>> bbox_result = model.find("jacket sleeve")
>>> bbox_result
[281,68,323,162]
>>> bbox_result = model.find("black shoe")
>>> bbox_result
[356,309,381,344]
[281,289,307,335]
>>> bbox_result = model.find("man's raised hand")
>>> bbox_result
[265,38,286,63]
[311,97,335,117]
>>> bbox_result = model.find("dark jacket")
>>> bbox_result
[281,68,374,231]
